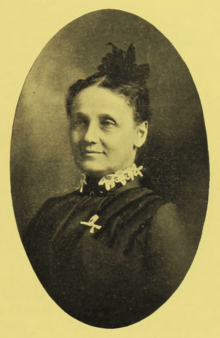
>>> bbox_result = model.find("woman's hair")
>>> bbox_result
[66,43,150,124]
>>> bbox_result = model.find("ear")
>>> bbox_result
[134,121,148,148]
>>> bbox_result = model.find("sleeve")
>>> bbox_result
[145,202,195,291]
[22,198,54,255]
[21,197,59,290]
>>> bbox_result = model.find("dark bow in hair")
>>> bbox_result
[97,43,150,84]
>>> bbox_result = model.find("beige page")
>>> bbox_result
[1,0,219,337]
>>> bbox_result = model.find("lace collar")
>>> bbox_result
[79,164,143,193]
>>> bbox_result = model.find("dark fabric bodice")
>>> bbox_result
[23,178,193,328]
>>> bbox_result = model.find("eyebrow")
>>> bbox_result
[74,112,86,117]
[73,112,118,124]
[72,112,89,121]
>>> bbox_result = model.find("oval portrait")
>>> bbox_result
[11,9,209,328]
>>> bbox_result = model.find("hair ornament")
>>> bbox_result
[97,43,150,84]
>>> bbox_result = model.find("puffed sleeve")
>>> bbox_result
[144,202,195,297]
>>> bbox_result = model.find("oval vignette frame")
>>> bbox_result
[11,9,209,328]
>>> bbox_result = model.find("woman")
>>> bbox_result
[23,43,193,328]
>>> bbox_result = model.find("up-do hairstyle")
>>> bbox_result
[66,43,150,124]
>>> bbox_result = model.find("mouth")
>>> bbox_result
[86,151,102,153]
[82,150,105,155]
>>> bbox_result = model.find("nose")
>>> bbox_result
[84,122,99,143]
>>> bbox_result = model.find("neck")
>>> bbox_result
[79,163,143,193]
[84,162,136,179]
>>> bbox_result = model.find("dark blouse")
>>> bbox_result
[23,177,193,328]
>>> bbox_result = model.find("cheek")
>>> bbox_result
[70,135,81,155]
[70,131,82,145]
[116,128,136,144]
[106,133,134,155]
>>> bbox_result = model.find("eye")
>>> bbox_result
[75,119,84,126]
[71,118,86,128]
[101,119,116,127]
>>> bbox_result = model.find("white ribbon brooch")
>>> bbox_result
[80,214,102,233]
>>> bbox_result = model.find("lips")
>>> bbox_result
[81,149,105,155]
[85,151,103,154]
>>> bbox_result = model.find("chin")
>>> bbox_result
[78,161,110,178]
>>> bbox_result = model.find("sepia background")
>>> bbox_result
[1,0,220,337]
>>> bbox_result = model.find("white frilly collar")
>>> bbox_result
[79,164,143,193]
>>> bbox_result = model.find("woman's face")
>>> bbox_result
[69,85,147,178]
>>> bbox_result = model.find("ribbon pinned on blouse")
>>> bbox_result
[80,214,102,233]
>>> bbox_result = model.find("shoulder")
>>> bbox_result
[150,202,183,239]
[152,202,179,227]
[37,189,81,212]
[22,190,80,241]
[119,185,163,204]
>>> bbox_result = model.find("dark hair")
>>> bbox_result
[66,43,150,124]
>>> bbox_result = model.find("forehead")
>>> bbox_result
[71,86,134,119]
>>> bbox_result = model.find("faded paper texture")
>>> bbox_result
[1,0,220,337]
